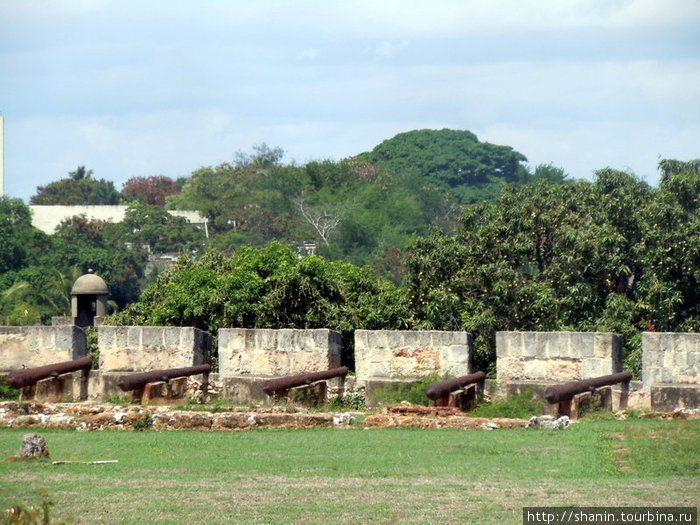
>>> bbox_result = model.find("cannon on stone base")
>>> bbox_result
[424,371,486,411]
[117,364,211,405]
[544,371,633,418]
[262,367,349,405]
[8,357,93,402]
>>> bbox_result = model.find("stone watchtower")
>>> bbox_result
[71,270,109,327]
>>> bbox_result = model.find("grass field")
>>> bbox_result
[0,417,698,524]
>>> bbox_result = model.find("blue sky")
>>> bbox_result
[1,0,698,201]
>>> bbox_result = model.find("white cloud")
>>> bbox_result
[1,0,698,201]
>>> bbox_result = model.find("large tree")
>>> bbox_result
[31,166,121,205]
[121,175,180,206]
[119,204,205,255]
[356,129,530,203]
[45,216,147,308]
[403,160,700,375]
[108,242,408,339]
[0,197,49,274]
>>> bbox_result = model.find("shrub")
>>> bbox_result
[469,389,545,419]
[0,377,19,400]
[372,373,447,407]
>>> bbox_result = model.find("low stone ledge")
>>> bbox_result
[364,412,530,429]
[650,383,700,412]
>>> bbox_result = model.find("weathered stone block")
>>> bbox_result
[99,326,211,372]
[496,331,620,383]
[650,383,700,411]
[218,328,341,377]
[221,375,272,404]
[0,326,87,372]
[285,382,327,407]
[543,359,582,381]
[141,377,189,405]
[523,360,545,380]
[642,332,700,391]
[354,330,472,385]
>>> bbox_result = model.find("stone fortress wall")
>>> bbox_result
[0,325,697,410]
[496,331,621,382]
[0,326,87,370]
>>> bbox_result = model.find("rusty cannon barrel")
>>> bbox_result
[544,371,633,404]
[262,366,349,397]
[8,357,93,390]
[117,364,211,392]
[424,371,486,401]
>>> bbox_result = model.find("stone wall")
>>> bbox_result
[496,331,621,383]
[0,326,87,371]
[642,332,699,391]
[354,330,472,384]
[98,326,211,372]
[218,328,341,377]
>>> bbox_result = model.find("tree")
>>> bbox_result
[109,243,408,343]
[357,129,529,203]
[69,165,94,180]
[233,143,285,170]
[119,203,205,254]
[46,216,147,308]
[294,196,344,246]
[31,167,120,205]
[404,161,700,375]
[121,175,180,206]
[0,197,49,274]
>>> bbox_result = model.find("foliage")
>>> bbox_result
[404,160,700,376]
[370,374,446,406]
[357,128,530,204]
[130,415,153,431]
[0,377,19,401]
[46,216,147,308]
[469,390,545,419]
[31,166,120,205]
[326,393,366,411]
[107,243,409,344]
[84,326,99,369]
[119,203,205,255]
[0,197,49,275]
[166,135,520,276]
[121,175,180,206]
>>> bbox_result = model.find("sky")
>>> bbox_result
[1,0,699,202]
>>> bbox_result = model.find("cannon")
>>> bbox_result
[8,357,92,390]
[544,371,633,404]
[117,364,211,392]
[262,366,349,397]
[424,371,486,401]
[544,371,632,418]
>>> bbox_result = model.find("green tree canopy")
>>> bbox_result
[0,197,49,274]
[45,216,147,308]
[31,166,121,205]
[109,242,408,344]
[403,160,700,376]
[356,129,530,203]
[119,204,205,255]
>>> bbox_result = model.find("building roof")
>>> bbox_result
[71,270,109,295]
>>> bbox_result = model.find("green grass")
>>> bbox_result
[0,418,697,524]
[470,389,546,419]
